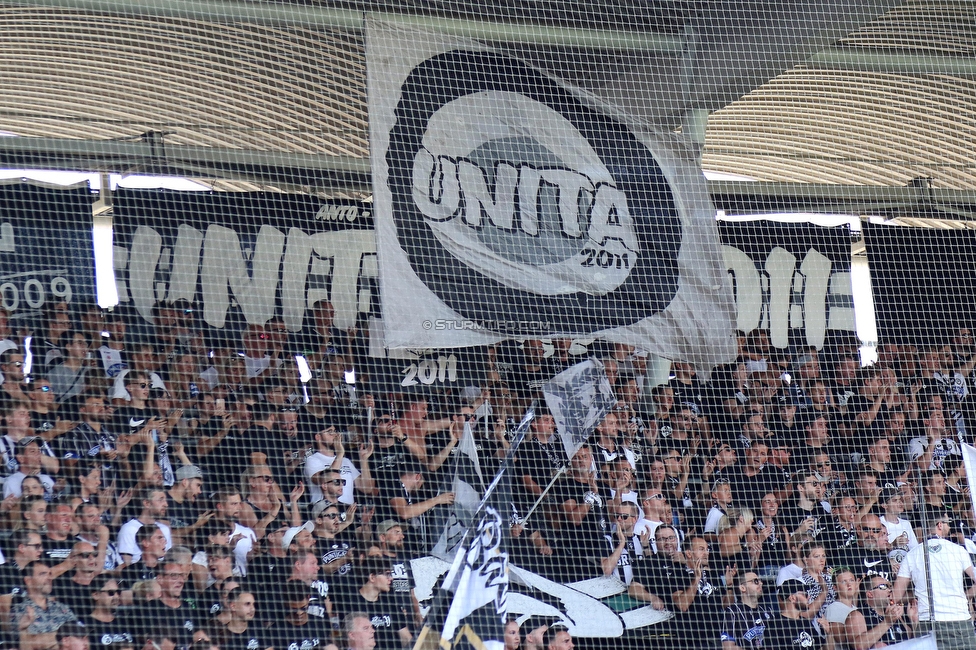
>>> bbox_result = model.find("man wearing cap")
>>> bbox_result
[368,520,420,626]
[893,515,976,649]
[764,579,821,650]
[57,621,90,650]
[311,500,352,579]
[282,522,316,554]
[167,465,210,544]
[3,436,56,498]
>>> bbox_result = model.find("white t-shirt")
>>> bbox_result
[776,563,803,586]
[898,537,974,621]
[229,523,257,576]
[882,515,919,550]
[98,346,127,378]
[304,452,360,505]
[704,505,727,534]
[2,472,55,498]
[116,519,173,562]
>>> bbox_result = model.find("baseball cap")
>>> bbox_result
[879,486,900,504]
[777,578,807,597]
[376,520,401,536]
[281,522,314,551]
[16,436,40,451]
[175,465,203,481]
[56,621,89,641]
[310,499,338,519]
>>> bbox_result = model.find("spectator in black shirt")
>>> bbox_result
[765,579,821,650]
[719,571,772,649]
[779,471,829,540]
[334,557,410,650]
[841,514,890,581]
[167,465,209,545]
[123,550,200,648]
[0,530,44,628]
[80,576,135,649]
[552,445,608,578]
[222,588,272,650]
[367,520,421,627]
[53,541,104,615]
[376,463,454,556]
[270,581,333,650]
[118,524,166,592]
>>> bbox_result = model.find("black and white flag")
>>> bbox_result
[439,503,510,650]
[431,422,485,560]
[543,359,617,461]
[367,19,737,371]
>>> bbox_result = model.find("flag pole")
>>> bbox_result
[518,465,567,524]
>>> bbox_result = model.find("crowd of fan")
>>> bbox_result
[1,299,976,650]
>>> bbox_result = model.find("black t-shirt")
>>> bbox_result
[124,598,201,647]
[81,616,136,648]
[779,501,830,538]
[222,626,273,650]
[205,426,267,488]
[269,619,333,650]
[840,546,891,581]
[117,561,159,590]
[819,522,858,565]
[315,534,353,579]
[166,498,201,531]
[52,576,96,616]
[42,536,75,563]
[334,591,408,650]
[0,563,25,598]
[31,412,58,438]
[519,438,563,487]
[763,614,821,650]
[372,440,410,495]
[111,406,159,487]
[388,551,417,617]
[550,477,608,558]
[267,579,331,624]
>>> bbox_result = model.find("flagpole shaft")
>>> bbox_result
[520,465,567,523]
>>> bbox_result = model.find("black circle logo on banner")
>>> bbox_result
[387,50,682,335]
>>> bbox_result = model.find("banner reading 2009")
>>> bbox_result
[367,20,737,369]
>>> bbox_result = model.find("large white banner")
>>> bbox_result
[367,19,737,370]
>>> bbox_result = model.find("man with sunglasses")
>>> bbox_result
[720,572,771,650]
[599,502,663,609]
[840,514,891,581]
[311,500,352,580]
[52,541,105,615]
[845,575,912,648]
[0,530,44,628]
[1,349,30,403]
[28,378,76,443]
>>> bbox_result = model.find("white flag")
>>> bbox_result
[543,358,617,462]
[367,18,737,371]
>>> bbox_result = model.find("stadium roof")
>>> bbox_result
[0,0,972,217]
